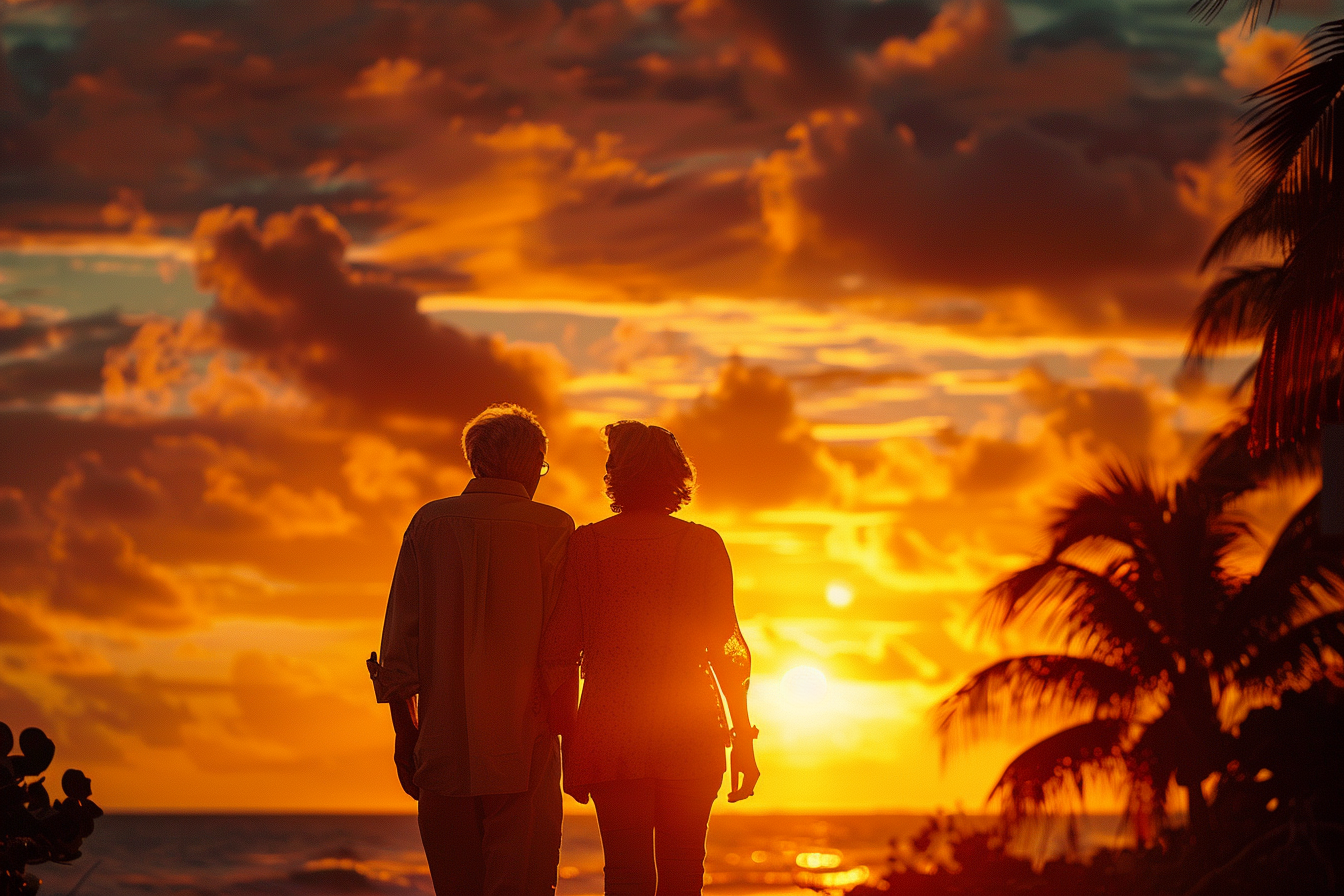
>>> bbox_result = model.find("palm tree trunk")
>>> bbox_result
[1185,778,1212,841]
[1172,668,1219,842]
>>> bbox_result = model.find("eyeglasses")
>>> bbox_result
[540,460,550,476]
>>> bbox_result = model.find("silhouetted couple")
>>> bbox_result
[368,404,758,895]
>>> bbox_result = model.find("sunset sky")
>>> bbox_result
[0,0,1336,812]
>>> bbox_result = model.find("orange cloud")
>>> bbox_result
[1219,25,1302,91]
[878,0,1001,71]
[670,358,831,508]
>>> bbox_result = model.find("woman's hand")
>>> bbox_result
[547,669,580,738]
[727,739,760,802]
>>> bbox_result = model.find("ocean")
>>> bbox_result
[30,813,1131,896]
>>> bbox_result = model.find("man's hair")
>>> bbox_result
[461,404,547,482]
[603,420,695,514]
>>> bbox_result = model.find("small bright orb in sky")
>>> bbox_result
[825,580,854,608]
[781,665,828,705]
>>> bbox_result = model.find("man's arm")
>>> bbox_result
[390,694,419,800]
[370,530,423,799]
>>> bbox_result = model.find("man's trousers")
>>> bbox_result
[418,734,563,896]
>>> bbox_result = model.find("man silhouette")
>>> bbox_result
[368,404,575,895]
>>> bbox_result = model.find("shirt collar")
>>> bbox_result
[462,477,531,498]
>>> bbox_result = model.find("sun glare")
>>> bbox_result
[825,580,854,608]
[781,665,829,705]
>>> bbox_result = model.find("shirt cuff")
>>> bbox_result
[368,655,418,703]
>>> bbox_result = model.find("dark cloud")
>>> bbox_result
[1018,363,1157,459]
[719,0,857,100]
[946,434,1047,494]
[48,521,193,629]
[54,672,195,751]
[842,1,936,51]
[670,358,829,508]
[0,0,1257,336]
[0,306,138,404]
[0,597,51,645]
[1029,95,1230,171]
[0,486,48,596]
[792,120,1212,325]
[0,677,50,732]
[196,205,557,423]
[48,452,165,520]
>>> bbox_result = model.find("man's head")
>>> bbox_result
[461,404,548,496]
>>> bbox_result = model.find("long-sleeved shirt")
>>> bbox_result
[540,514,750,802]
[370,477,574,796]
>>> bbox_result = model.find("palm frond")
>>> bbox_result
[936,655,1144,757]
[991,718,1132,817]
[1209,20,1344,265]
[1189,0,1278,29]
[1243,488,1344,611]
[1185,265,1282,362]
[1191,414,1320,503]
[980,560,1174,675]
[1047,465,1168,563]
[1235,608,1344,695]
[1248,261,1344,452]
[1203,20,1344,267]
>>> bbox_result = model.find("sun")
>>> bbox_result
[780,665,828,705]
[825,581,854,608]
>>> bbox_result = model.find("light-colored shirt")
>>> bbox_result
[540,513,750,802]
[371,478,574,796]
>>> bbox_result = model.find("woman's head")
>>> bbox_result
[603,420,696,514]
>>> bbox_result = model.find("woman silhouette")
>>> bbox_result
[542,420,758,895]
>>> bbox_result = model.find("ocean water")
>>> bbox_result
[30,813,1130,896]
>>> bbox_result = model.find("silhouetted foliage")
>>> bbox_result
[937,446,1344,839]
[852,720,1344,896]
[1187,18,1344,454]
[1188,0,1277,29]
[0,723,102,896]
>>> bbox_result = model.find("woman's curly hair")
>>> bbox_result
[603,420,696,514]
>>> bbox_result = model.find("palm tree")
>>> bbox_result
[1185,3,1344,454]
[936,436,1344,840]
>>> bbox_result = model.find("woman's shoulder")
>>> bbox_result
[585,512,699,540]
[681,518,724,543]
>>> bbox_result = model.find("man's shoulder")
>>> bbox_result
[407,495,573,532]
[407,495,463,526]
[527,500,575,532]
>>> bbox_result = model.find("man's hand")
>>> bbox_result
[547,669,580,737]
[394,733,420,800]
[390,696,419,800]
[727,740,760,803]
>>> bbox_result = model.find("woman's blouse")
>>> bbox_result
[540,514,750,802]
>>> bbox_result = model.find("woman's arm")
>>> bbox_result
[703,528,760,802]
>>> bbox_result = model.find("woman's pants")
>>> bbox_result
[588,776,722,896]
